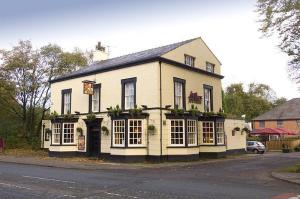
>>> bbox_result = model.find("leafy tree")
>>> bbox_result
[0,41,87,144]
[256,0,300,82]
[223,82,285,121]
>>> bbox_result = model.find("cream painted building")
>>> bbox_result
[41,38,246,162]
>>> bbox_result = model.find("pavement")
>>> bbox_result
[0,152,299,199]
[272,172,300,185]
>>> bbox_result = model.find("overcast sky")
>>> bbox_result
[0,0,299,99]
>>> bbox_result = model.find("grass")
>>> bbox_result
[2,148,48,157]
[279,164,300,173]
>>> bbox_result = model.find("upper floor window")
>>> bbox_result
[90,84,101,112]
[174,77,186,109]
[277,120,283,128]
[121,78,136,110]
[206,62,215,73]
[259,121,265,128]
[203,85,213,112]
[184,54,195,67]
[61,89,71,114]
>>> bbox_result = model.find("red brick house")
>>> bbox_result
[252,98,300,136]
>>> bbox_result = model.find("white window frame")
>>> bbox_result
[216,122,224,145]
[128,119,144,147]
[113,120,125,147]
[92,86,100,112]
[52,123,61,144]
[170,119,185,146]
[62,123,75,144]
[174,81,183,109]
[187,120,197,146]
[124,82,135,110]
[184,55,195,67]
[201,121,215,145]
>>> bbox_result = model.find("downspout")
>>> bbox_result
[159,61,163,159]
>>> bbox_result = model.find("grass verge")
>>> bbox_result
[279,164,300,173]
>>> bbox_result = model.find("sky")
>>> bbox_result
[0,0,299,99]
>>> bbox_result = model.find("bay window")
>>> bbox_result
[187,120,197,146]
[128,120,143,146]
[63,123,75,144]
[113,120,125,147]
[52,123,61,144]
[170,120,185,146]
[202,121,214,144]
[216,122,224,145]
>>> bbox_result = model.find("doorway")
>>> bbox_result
[87,124,101,157]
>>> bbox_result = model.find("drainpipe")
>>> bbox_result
[159,61,163,160]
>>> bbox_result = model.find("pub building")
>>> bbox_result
[41,38,246,162]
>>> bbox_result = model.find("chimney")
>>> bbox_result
[92,42,109,62]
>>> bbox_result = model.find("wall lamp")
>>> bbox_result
[165,105,172,109]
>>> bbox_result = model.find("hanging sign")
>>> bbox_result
[188,91,202,104]
[82,80,95,95]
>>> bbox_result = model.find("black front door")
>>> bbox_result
[88,126,100,157]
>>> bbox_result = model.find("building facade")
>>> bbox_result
[252,98,300,137]
[41,38,246,162]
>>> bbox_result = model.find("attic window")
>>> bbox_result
[206,62,215,73]
[184,54,195,67]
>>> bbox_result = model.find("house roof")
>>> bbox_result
[253,98,300,121]
[51,38,198,83]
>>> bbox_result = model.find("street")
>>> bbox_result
[0,152,299,199]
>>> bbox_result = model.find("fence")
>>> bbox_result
[266,139,300,151]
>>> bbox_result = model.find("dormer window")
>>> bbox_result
[184,54,195,67]
[206,62,215,73]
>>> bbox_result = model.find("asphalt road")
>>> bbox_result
[0,152,299,199]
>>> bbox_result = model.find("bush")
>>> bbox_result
[294,146,300,152]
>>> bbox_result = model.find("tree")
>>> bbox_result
[0,41,88,142]
[223,82,284,121]
[256,0,300,83]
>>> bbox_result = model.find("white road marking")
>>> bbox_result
[103,191,142,199]
[0,182,32,190]
[63,194,77,198]
[22,175,76,184]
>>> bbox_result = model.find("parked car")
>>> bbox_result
[246,141,265,154]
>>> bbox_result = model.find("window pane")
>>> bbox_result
[202,122,214,144]
[170,120,184,146]
[92,87,100,112]
[128,120,143,146]
[113,120,125,146]
[125,82,135,109]
[174,82,183,109]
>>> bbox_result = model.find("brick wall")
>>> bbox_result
[252,120,300,134]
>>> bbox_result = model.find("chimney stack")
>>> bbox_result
[92,41,109,62]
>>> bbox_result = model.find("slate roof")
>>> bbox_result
[253,98,300,121]
[52,38,198,82]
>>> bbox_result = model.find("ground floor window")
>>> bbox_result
[63,123,75,144]
[170,120,185,146]
[202,121,214,144]
[187,120,197,146]
[216,122,224,145]
[128,120,143,146]
[113,120,125,147]
[52,123,61,144]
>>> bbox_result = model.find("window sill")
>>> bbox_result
[167,146,199,148]
[110,146,147,149]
